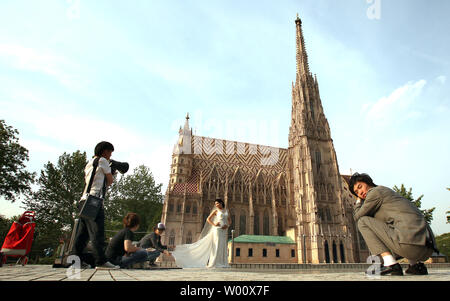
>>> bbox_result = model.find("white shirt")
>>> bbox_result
[81,157,111,199]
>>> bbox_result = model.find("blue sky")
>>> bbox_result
[0,0,449,235]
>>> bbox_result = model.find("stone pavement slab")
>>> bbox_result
[0,265,449,281]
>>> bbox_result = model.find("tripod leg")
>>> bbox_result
[60,218,81,267]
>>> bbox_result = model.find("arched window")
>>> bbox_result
[263,210,270,235]
[186,231,192,244]
[210,167,219,198]
[277,215,284,236]
[327,183,333,201]
[228,210,237,235]
[315,150,321,172]
[310,98,315,121]
[243,183,249,204]
[324,240,330,263]
[332,241,338,263]
[340,241,346,263]
[239,211,246,235]
[228,209,236,237]
[254,210,260,235]
[326,207,332,222]
[233,169,243,203]
[169,230,175,246]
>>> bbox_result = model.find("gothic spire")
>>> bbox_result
[295,14,310,80]
[175,112,192,154]
[183,112,190,132]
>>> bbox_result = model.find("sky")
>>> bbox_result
[0,0,449,235]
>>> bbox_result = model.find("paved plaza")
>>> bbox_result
[0,264,449,281]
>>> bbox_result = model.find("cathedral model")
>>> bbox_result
[160,15,369,263]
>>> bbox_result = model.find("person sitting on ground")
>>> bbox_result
[139,223,173,267]
[349,172,438,276]
[105,212,148,269]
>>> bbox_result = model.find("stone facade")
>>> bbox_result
[160,15,367,263]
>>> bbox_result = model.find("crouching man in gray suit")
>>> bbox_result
[349,173,438,276]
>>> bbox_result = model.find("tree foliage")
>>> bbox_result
[22,151,87,244]
[0,214,14,246]
[0,120,35,202]
[435,232,450,258]
[393,184,435,224]
[106,165,163,239]
[446,188,449,224]
[18,151,163,258]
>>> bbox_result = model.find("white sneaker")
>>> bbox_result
[95,261,120,269]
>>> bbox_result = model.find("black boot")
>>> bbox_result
[380,263,403,276]
[405,262,428,275]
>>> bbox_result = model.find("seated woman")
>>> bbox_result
[105,212,148,268]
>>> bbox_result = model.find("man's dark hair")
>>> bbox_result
[215,198,225,208]
[94,141,114,157]
[348,172,377,197]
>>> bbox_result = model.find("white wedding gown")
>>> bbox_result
[172,208,230,268]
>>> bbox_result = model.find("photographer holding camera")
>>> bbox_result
[69,141,127,269]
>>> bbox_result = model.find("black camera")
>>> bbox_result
[110,160,129,174]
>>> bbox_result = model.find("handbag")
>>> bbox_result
[79,157,104,221]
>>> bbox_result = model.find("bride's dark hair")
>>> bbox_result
[215,198,225,208]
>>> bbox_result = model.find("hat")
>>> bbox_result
[157,223,166,230]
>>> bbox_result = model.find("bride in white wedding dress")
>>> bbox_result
[172,199,231,268]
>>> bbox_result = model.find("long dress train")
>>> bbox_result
[172,208,230,268]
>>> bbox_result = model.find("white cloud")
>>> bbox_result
[364,79,426,127]
[1,88,175,193]
[0,43,85,89]
[436,75,446,84]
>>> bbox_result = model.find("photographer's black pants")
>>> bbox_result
[70,203,107,266]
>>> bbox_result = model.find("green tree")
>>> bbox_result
[22,151,87,255]
[0,214,14,246]
[393,184,435,224]
[446,188,449,224]
[105,165,163,240]
[0,120,35,202]
[435,232,450,259]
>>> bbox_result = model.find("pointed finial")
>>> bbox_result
[186,112,190,120]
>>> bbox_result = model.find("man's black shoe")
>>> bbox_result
[380,263,403,276]
[405,262,428,275]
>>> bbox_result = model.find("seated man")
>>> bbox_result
[139,223,173,267]
[349,173,438,276]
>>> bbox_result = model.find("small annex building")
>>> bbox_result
[228,234,297,264]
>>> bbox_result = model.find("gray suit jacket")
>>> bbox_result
[353,185,430,246]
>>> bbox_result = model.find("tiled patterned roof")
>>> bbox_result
[170,135,290,195]
[191,135,288,186]
[172,167,200,195]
